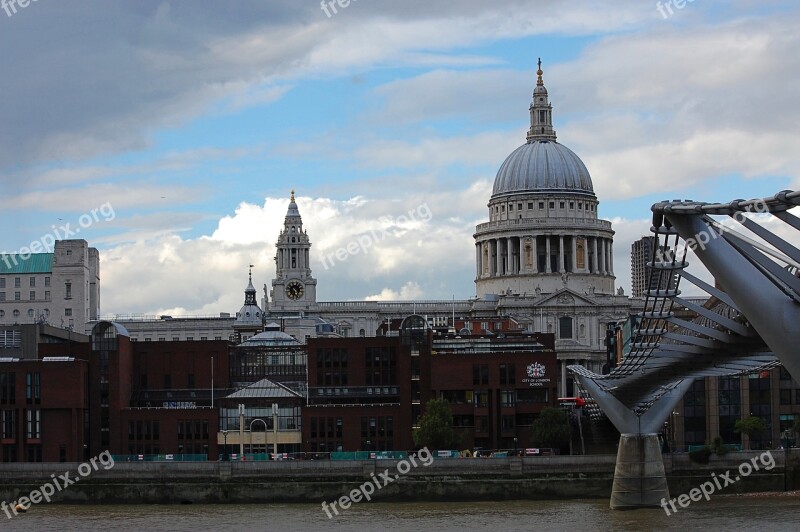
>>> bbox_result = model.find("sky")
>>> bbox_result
[1,0,798,317]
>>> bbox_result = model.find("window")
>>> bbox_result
[538,202,544,209]
[559,317,573,339]
[30,291,35,301]
[508,204,513,211]
[473,391,488,408]
[29,277,35,287]
[65,282,72,299]
[27,309,34,318]
[0,293,4,301]
[0,279,4,288]
[472,364,488,385]
[13,309,20,318]
[2,409,15,438]
[65,308,72,317]
[14,278,20,288]
[188,374,195,388]
[44,277,50,287]
[14,292,20,301]
[549,201,555,209]
[44,291,50,300]
[164,375,171,388]
[500,364,515,385]
[570,202,574,209]
[26,373,40,404]
[26,409,41,439]
[518,203,522,210]
[560,202,565,208]
[1,372,16,404]
[500,390,515,407]
[780,389,792,405]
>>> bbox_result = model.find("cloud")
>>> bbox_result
[100,191,483,315]
[364,282,424,301]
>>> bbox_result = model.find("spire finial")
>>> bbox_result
[537,57,544,86]
[249,264,254,282]
[290,189,295,202]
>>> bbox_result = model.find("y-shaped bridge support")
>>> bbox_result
[576,376,694,509]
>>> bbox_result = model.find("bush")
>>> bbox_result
[711,437,728,456]
[689,446,712,464]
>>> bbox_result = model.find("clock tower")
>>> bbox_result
[270,190,317,312]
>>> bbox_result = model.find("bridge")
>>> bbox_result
[569,190,800,509]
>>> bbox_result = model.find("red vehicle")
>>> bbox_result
[557,397,586,409]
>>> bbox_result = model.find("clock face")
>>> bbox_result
[286,280,304,300]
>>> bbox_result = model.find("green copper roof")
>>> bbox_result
[0,253,54,274]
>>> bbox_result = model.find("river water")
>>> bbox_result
[4,497,800,531]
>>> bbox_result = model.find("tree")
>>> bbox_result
[413,398,461,450]
[734,416,767,450]
[530,407,570,451]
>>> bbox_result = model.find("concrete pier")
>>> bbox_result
[610,433,669,509]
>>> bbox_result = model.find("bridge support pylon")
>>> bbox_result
[574,375,694,509]
[611,433,667,509]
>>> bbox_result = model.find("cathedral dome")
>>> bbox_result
[492,140,594,198]
[491,59,595,200]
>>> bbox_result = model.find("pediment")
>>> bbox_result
[537,288,597,307]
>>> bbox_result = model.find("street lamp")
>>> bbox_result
[222,430,228,461]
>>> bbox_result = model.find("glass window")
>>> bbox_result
[559,317,573,339]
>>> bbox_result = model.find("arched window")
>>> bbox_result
[559,317,573,339]
[359,329,365,337]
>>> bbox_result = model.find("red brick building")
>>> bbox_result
[303,316,557,453]
[429,333,557,451]
[302,334,420,452]
[1,321,231,462]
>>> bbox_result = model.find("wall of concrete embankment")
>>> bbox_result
[0,452,797,505]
